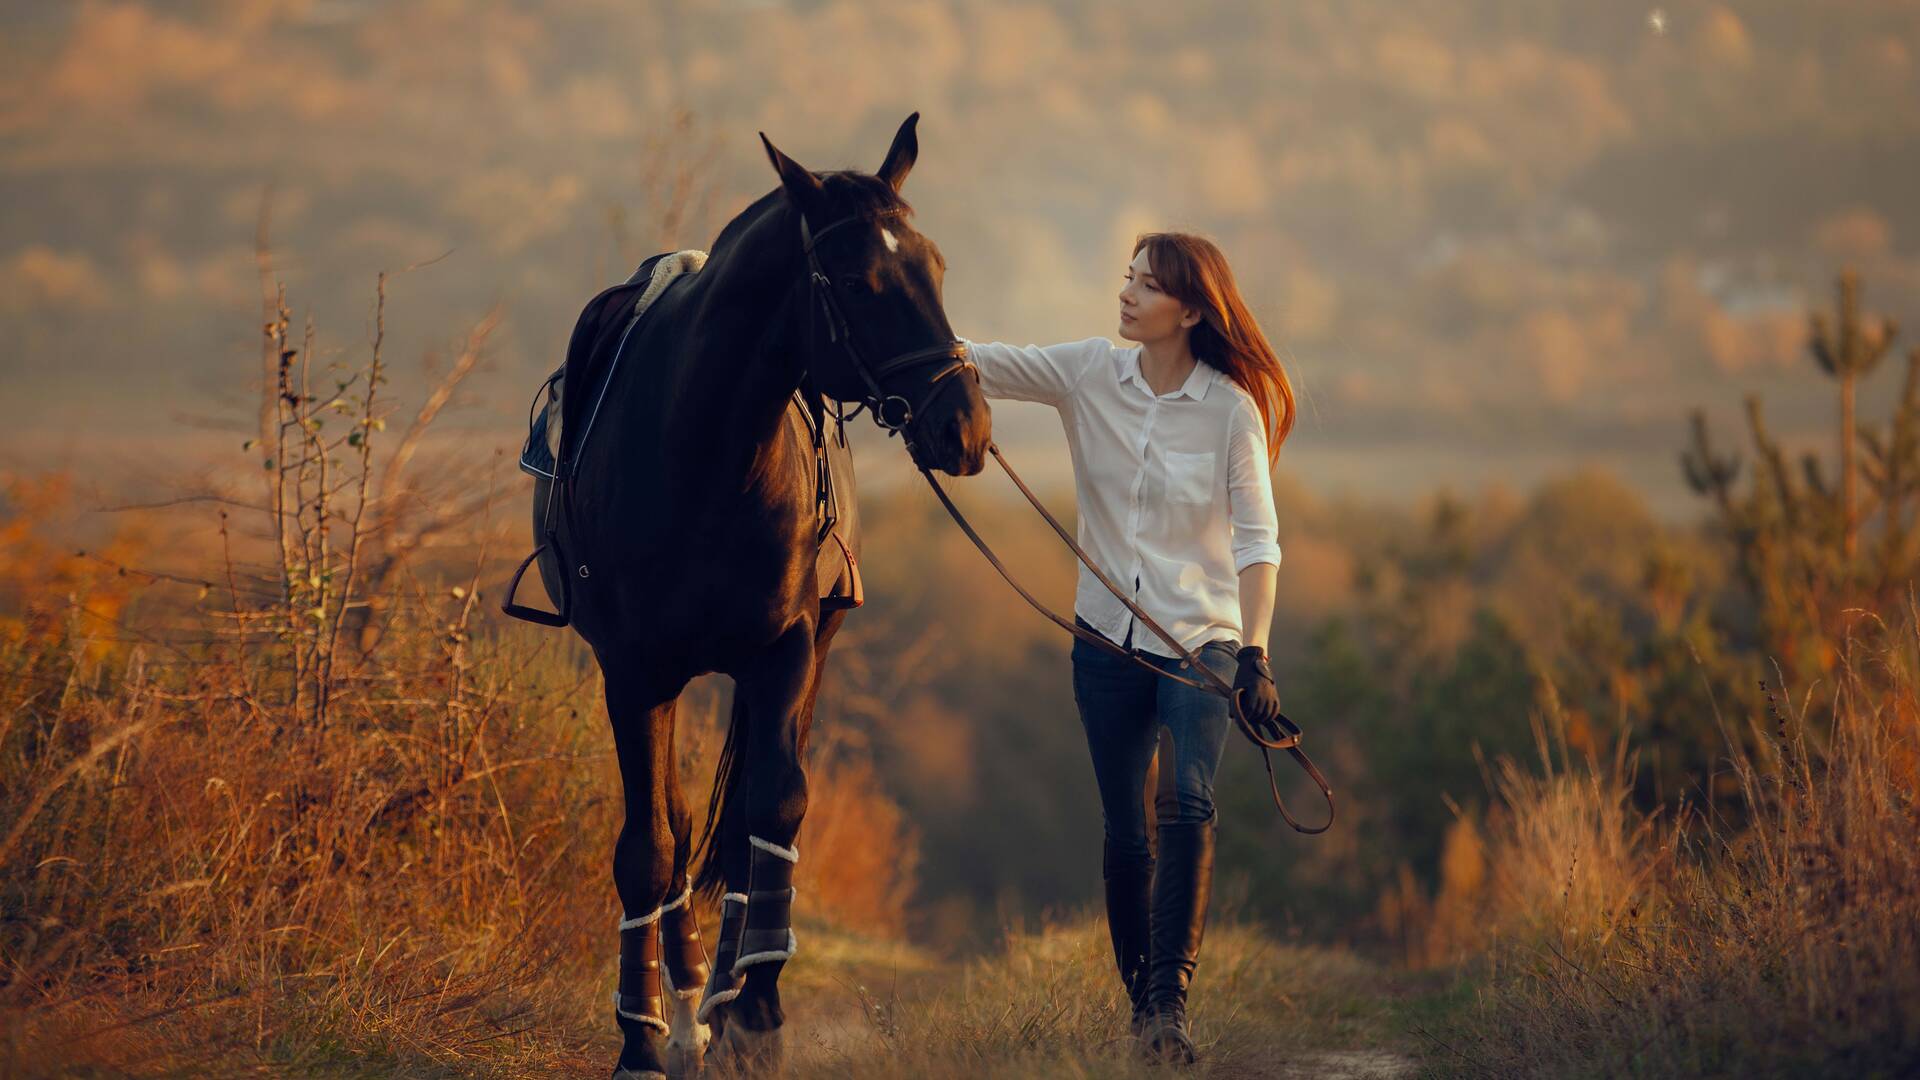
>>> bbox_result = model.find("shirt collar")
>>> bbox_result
[1122,347,1214,401]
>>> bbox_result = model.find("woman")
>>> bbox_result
[961,232,1294,1064]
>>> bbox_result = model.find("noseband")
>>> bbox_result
[798,207,976,448]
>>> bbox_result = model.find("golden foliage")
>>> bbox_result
[1421,606,1920,1074]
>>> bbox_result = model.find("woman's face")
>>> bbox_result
[1117,247,1199,344]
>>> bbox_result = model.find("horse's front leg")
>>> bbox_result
[657,698,712,1077]
[711,618,824,1071]
[604,663,687,1080]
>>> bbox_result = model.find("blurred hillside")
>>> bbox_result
[6,245,1918,1073]
[7,265,1914,954]
[6,1,1920,514]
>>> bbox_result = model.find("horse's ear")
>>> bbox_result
[761,132,826,217]
[876,111,919,193]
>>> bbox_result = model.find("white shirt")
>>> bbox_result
[961,336,1281,657]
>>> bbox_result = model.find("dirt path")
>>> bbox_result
[759,920,1459,1079]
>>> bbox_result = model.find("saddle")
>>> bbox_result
[514,250,862,621]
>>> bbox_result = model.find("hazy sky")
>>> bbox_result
[4,0,1919,518]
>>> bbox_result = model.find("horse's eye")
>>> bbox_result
[839,275,867,294]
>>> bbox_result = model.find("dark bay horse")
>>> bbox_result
[527,114,989,1078]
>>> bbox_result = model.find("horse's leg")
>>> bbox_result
[605,663,685,1080]
[711,613,842,1069]
[656,699,711,1077]
[694,689,752,1050]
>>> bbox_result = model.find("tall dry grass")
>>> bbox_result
[0,273,920,1074]
[0,571,614,1075]
[0,602,918,1077]
[1415,603,1920,1076]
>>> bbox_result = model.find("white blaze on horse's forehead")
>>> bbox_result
[880,227,900,254]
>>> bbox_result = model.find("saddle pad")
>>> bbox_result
[520,250,706,481]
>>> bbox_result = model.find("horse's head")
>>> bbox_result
[760,113,990,477]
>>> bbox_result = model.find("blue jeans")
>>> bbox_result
[1071,616,1237,863]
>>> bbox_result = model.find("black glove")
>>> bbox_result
[1233,645,1282,729]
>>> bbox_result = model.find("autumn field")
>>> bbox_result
[3,258,1918,1080]
[10,2,1920,1076]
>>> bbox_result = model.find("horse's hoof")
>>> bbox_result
[612,1069,667,1080]
[668,980,714,1060]
[666,1038,705,1079]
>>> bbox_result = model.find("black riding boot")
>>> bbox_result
[1139,818,1215,1065]
[1102,840,1154,1035]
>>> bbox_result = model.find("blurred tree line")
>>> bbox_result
[1241,268,1920,948]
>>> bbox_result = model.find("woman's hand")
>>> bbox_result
[1232,645,1282,728]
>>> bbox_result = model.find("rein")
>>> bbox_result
[918,449,1335,835]
[798,203,1333,836]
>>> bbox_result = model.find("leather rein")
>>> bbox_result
[801,206,1334,836]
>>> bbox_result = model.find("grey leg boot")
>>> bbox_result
[1137,818,1215,1065]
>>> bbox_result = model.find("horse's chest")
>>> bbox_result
[627,481,816,624]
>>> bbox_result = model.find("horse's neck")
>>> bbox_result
[667,202,813,489]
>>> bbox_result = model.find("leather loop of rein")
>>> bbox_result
[919,443,1335,836]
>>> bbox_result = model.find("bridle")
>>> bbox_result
[794,204,1333,836]
[796,205,977,450]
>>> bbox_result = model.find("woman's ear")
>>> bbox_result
[1181,305,1203,330]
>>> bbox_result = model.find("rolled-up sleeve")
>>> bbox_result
[959,337,1107,407]
[1226,398,1282,572]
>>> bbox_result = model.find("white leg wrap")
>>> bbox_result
[618,885,691,931]
[722,891,748,904]
[748,835,799,862]
[662,956,711,1061]
[611,990,670,1033]
[696,985,741,1024]
[732,928,799,973]
[619,907,665,931]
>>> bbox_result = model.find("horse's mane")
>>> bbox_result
[814,171,914,221]
[709,171,914,262]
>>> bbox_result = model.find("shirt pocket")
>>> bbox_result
[1162,450,1217,506]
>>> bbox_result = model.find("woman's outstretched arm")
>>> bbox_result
[959,337,1110,406]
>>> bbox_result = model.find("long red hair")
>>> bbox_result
[1131,232,1295,463]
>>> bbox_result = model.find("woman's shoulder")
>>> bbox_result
[1054,337,1131,384]
[1071,336,1128,361]
[1212,367,1261,412]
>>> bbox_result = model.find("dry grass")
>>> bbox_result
[0,291,921,1080]
[0,258,938,1075]
[0,552,924,1076]
[1416,605,1920,1076]
[750,914,1432,1080]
